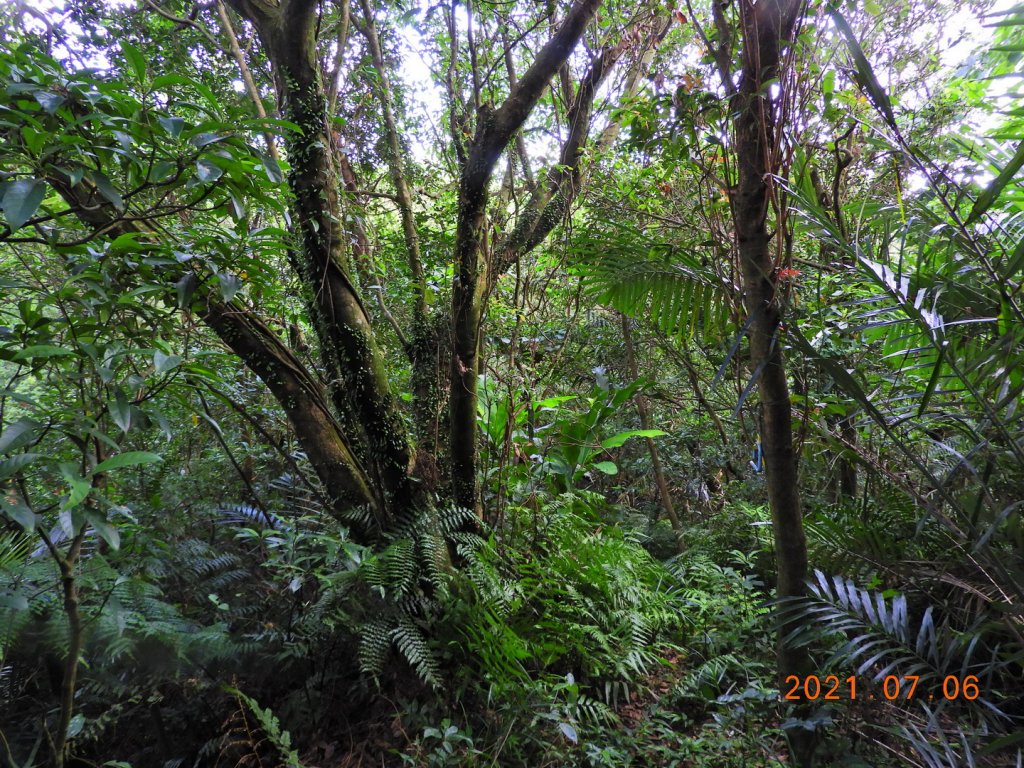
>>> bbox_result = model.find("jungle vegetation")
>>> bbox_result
[0,0,1022,764]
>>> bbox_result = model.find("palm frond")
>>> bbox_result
[569,217,733,340]
[783,570,1012,725]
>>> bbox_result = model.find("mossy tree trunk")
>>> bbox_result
[448,0,605,511]
[50,0,629,536]
[215,0,608,521]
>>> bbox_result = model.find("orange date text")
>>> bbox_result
[781,675,981,702]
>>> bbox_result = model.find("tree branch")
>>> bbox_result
[44,174,381,521]
[500,26,536,190]
[138,0,220,46]
[449,0,604,510]
[492,44,620,281]
[326,0,351,116]
[215,0,279,162]
[466,0,603,196]
[199,300,380,517]
[356,0,426,315]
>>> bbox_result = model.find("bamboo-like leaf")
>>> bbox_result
[600,428,666,449]
[94,451,162,474]
[828,7,897,129]
[968,140,1024,224]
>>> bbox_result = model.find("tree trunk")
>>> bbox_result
[620,313,685,550]
[447,0,604,512]
[731,0,812,759]
[247,0,419,524]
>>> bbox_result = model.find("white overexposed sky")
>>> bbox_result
[10,0,1018,169]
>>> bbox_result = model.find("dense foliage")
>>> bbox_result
[0,0,1022,765]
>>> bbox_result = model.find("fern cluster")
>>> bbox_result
[451,493,689,707]
[346,503,480,691]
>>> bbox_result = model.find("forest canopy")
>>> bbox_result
[0,0,1022,765]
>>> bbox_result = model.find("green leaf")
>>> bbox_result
[64,166,85,187]
[822,70,835,98]
[158,116,185,138]
[108,233,144,254]
[0,497,36,531]
[558,722,578,744]
[85,510,120,550]
[219,273,242,301]
[150,161,176,182]
[828,7,897,129]
[600,428,667,450]
[13,345,74,361]
[535,395,576,409]
[979,729,1024,756]
[967,140,1024,224]
[91,172,124,212]
[189,132,222,148]
[33,90,65,114]
[175,272,197,308]
[592,460,618,475]
[113,130,134,154]
[59,463,92,511]
[229,192,246,220]
[259,150,284,182]
[67,713,86,739]
[153,350,181,374]
[0,418,42,454]
[109,390,132,433]
[94,451,161,474]
[2,179,46,231]
[152,74,191,89]
[121,43,147,82]
[1007,235,1024,275]
[196,158,223,183]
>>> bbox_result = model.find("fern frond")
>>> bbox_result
[573,693,618,726]
[358,617,393,679]
[580,249,731,341]
[221,687,306,768]
[392,616,442,690]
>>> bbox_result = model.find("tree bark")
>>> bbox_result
[200,301,380,522]
[47,531,83,768]
[731,0,812,751]
[227,0,418,521]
